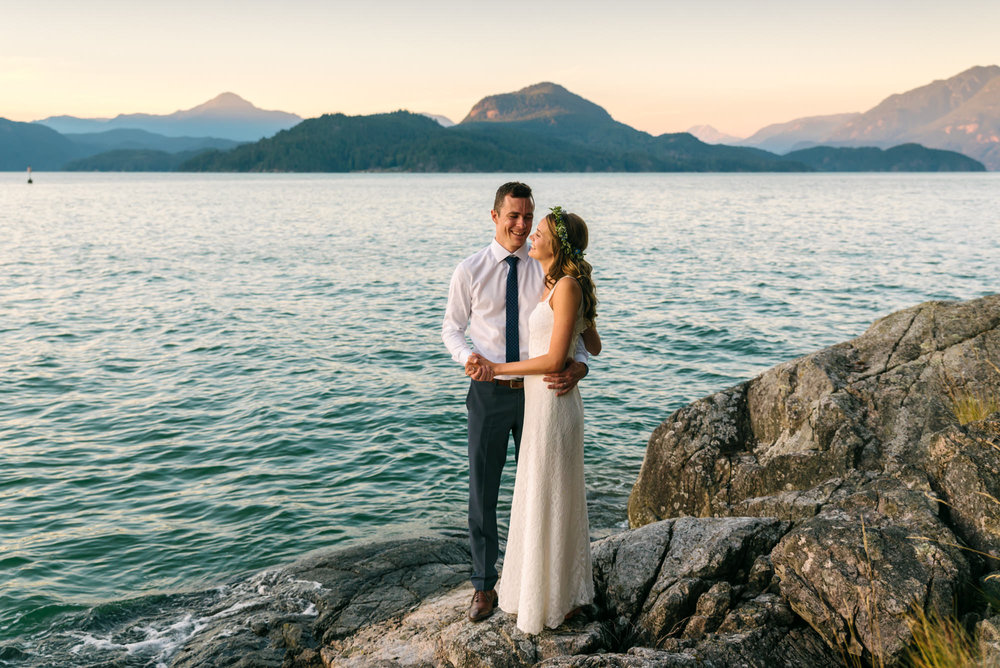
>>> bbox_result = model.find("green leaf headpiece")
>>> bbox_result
[550,206,585,259]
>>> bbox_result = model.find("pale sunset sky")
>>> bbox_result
[1,0,998,137]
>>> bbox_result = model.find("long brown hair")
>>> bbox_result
[543,210,598,326]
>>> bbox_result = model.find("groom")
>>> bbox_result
[442,181,589,622]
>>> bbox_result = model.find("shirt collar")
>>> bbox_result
[490,239,530,263]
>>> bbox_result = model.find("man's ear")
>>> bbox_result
[490,209,500,225]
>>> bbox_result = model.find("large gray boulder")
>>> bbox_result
[630,295,1000,526]
[593,517,788,644]
[628,295,1000,664]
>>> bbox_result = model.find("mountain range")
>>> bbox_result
[179,82,980,173]
[179,84,826,173]
[2,68,996,172]
[737,65,1000,169]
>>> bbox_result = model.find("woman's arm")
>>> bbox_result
[582,324,601,356]
[490,278,582,377]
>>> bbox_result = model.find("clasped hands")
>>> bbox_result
[465,354,587,397]
[465,354,496,382]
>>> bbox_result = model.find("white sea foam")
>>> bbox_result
[207,598,263,620]
[67,612,208,666]
[70,633,118,653]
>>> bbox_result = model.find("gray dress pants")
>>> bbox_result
[466,379,524,591]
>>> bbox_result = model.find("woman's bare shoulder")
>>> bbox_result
[554,275,582,294]
[550,275,582,310]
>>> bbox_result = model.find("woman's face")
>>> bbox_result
[528,218,554,261]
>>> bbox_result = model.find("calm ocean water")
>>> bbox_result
[1,172,998,665]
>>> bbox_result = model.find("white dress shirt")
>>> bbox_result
[443,239,588,379]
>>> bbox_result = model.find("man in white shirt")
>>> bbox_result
[442,181,589,622]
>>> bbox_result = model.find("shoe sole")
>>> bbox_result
[469,607,495,622]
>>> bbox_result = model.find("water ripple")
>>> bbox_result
[1,172,998,664]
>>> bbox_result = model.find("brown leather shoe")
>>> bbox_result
[468,589,497,622]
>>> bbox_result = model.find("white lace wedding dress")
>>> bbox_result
[497,279,594,634]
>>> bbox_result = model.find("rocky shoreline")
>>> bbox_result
[169,295,1000,667]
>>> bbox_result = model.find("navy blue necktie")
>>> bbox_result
[504,256,519,363]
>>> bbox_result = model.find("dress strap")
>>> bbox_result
[543,276,578,303]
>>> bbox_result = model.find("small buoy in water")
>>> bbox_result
[27,166,32,184]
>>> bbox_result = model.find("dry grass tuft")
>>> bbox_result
[949,390,1000,425]
[905,605,979,668]
[941,355,1000,425]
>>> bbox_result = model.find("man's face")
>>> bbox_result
[491,195,534,252]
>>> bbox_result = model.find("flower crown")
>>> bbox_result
[550,206,585,259]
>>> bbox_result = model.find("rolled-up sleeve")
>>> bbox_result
[442,263,473,365]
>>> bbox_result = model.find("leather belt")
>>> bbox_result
[493,378,524,389]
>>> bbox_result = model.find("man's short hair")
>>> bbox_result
[493,182,533,213]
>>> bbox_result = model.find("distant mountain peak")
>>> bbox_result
[418,112,455,127]
[953,64,1000,80]
[34,93,303,142]
[193,92,255,112]
[178,93,297,121]
[461,81,613,124]
[520,82,569,95]
[686,124,743,144]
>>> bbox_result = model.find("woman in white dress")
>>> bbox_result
[468,207,600,634]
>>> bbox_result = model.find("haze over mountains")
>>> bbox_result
[2,66,997,172]
[728,114,861,153]
[685,125,743,145]
[735,65,1000,169]
[36,93,301,142]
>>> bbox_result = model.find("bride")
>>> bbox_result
[467,206,600,634]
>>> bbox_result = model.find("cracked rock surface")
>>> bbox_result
[630,294,1000,664]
